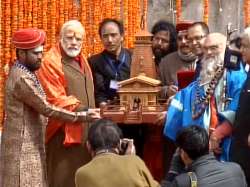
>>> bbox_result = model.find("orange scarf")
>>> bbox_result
[37,44,94,146]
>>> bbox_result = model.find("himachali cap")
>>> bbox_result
[12,28,46,49]
[176,21,193,33]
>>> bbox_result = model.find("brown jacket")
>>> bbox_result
[75,154,160,187]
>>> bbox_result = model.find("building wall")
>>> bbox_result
[147,0,244,35]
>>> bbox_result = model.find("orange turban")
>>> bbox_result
[12,28,46,49]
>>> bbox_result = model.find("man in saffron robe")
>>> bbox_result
[37,20,97,187]
[164,33,246,161]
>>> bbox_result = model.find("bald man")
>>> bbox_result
[37,20,96,187]
[163,32,246,161]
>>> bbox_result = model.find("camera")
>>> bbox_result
[224,47,242,70]
[119,139,129,155]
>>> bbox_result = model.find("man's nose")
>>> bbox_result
[37,53,43,60]
[107,35,113,43]
[71,37,78,45]
[192,39,197,45]
[157,39,163,45]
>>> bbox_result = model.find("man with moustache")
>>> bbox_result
[151,20,177,75]
[164,33,246,161]
[187,22,209,79]
[1,28,100,187]
[37,20,97,187]
[88,18,131,107]
[159,21,196,98]
[156,21,196,175]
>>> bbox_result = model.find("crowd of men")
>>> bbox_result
[0,17,250,187]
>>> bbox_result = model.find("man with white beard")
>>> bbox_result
[163,33,247,161]
[37,20,97,187]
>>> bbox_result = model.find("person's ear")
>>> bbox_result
[120,35,124,43]
[180,149,192,166]
[18,49,26,59]
[86,141,94,157]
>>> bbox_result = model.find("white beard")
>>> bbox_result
[61,40,82,58]
[199,54,224,85]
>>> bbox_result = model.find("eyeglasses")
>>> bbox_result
[188,35,206,43]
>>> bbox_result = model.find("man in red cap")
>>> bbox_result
[159,21,196,99]
[0,28,100,187]
[37,20,97,187]
[156,21,196,176]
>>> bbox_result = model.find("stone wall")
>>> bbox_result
[147,0,244,35]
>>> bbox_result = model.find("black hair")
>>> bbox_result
[88,119,123,152]
[190,22,210,35]
[98,18,124,37]
[151,20,177,53]
[176,125,209,160]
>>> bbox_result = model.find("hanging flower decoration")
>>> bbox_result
[203,0,209,24]
[244,0,250,27]
[176,0,182,23]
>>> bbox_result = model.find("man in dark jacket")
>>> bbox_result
[88,18,146,157]
[88,18,131,107]
[231,27,250,185]
[162,125,247,187]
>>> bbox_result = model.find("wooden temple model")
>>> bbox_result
[100,20,166,124]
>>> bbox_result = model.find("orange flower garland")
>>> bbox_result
[64,0,69,22]
[37,0,43,28]
[27,0,33,27]
[18,0,24,29]
[176,0,182,23]
[203,0,209,25]
[12,0,18,62]
[32,0,38,28]
[0,0,4,130]
[50,0,57,47]
[245,0,250,26]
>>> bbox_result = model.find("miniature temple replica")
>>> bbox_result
[100,22,166,124]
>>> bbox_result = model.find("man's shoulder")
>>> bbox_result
[88,52,106,67]
[88,52,103,61]
[172,173,191,187]
[219,161,244,174]
[161,51,178,64]
[75,159,96,176]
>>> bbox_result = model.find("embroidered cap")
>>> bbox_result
[12,28,46,49]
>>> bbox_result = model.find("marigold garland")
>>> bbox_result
[244,0,250,26]
[0,0,4,130]
[203,0,209,25]
[176,0,182,23]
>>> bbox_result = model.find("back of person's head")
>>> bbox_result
[151,20,177,52]
[191,22,210,35]
[88,119,123,152]
[176,125,209,160]
[98,18,124,37]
